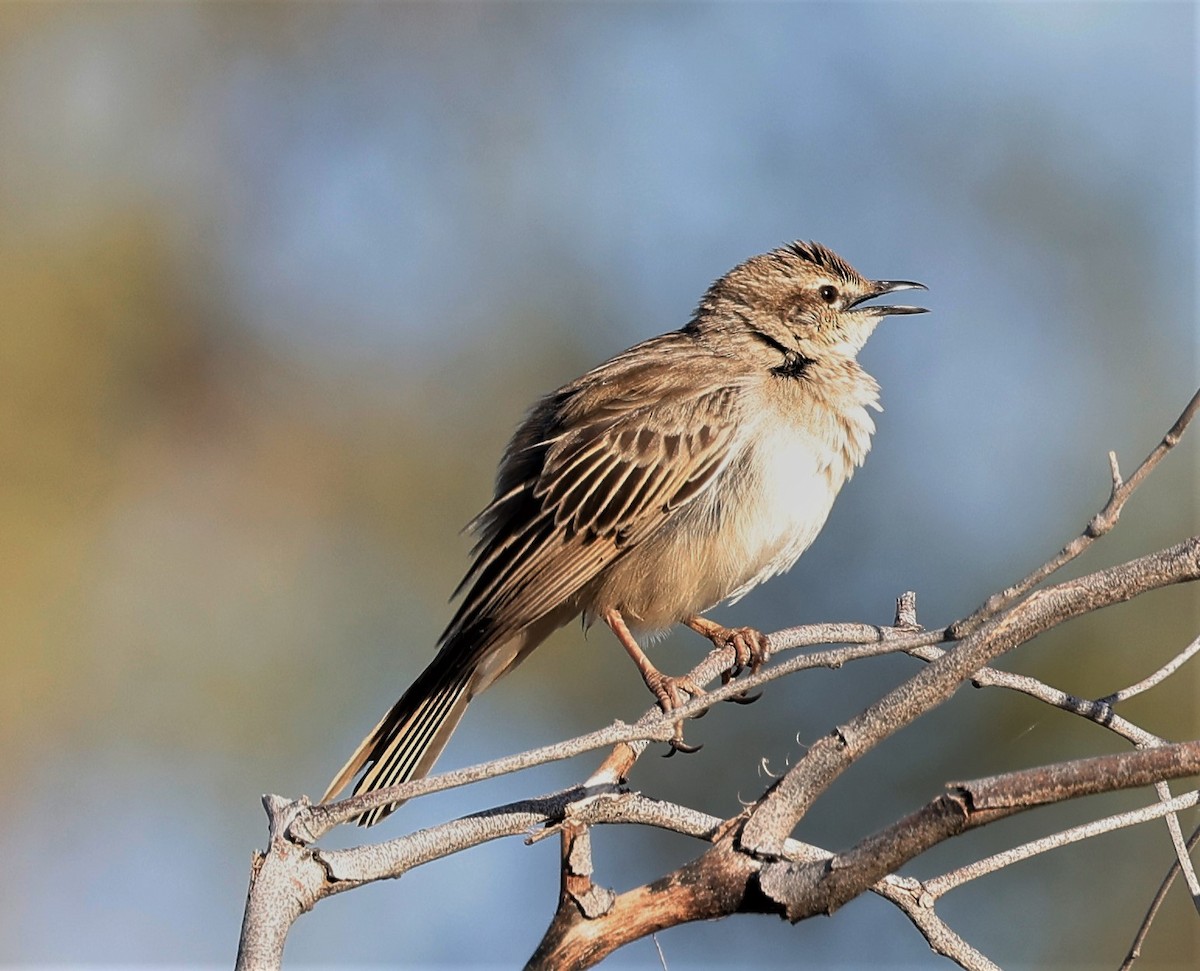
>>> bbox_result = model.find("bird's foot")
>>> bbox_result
[687,617,771,703]
[643,669,705,754]
[603,606,706,754]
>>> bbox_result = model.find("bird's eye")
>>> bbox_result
[818,285,839,305]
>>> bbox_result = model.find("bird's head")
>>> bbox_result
[693,241,928,361]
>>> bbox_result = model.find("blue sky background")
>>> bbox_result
[0,3,1196,967]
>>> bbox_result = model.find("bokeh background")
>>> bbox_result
[1,2,1196,967]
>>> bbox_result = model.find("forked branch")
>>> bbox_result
[236,388,1200,971]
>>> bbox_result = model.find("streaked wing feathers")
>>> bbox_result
[536,385,739,536]
[444,342,741,651]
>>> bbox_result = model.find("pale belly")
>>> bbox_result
[720,422,842,602]
[587,421,845,632]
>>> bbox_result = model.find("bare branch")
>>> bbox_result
[949,387,1200,639]
[740,538,1200,857]
[239,388,1200,968]
[235,796,332,971]
[1099,632,1200,706]
[754,742,1200,923]
[913,637,1200,902]
[925,789,1200,897]
[304,623,948,841]
[909,644,1163,745]
[251,538,1200,965]
[296,722,672,842]
[1121,821,1200,970]
[876,877,1003,971]
[528,742,1200,967]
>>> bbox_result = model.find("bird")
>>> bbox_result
[322,241,927,825]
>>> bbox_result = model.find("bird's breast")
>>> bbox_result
[588,412,865,632]
[717,417,842,601]
[586,369,878,632]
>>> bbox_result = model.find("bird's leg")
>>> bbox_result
[602,608,703,753]
[684,615,770,703]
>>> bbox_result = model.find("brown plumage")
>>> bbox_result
[323,241,927,825]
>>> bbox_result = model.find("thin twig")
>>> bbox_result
[912,639,1200,899]
[1150,781,1200,903]
[924,790,1200,898]
[305,623,947,839]
[1121,821,1200,970]
[877,877,1003,971]
[740,539,1200,857]
[908,644,1164,746]
[949,387,1200,639]
[1099,633,1200,706]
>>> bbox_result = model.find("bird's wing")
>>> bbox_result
[320,372,744,819]
[538,382,740,537]
[443,364,743,652]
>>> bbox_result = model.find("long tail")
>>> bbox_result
[322,649,477,827]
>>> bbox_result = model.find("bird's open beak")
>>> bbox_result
[850,280,929,316]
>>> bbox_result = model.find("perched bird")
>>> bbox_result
[323,241,927,825]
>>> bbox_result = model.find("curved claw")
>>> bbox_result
[726,690,762,705]
[640,671,707,755]
[663,738,703,757]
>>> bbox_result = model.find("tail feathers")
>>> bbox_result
[322,654,476,826]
